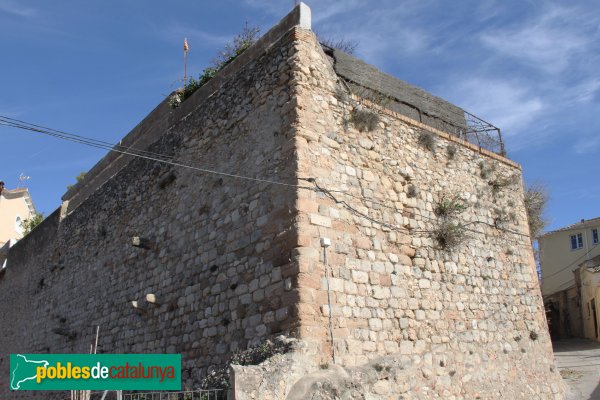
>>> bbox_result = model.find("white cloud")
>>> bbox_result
[452,78,544,136]
[0,0,36,17]
[567,79,600,105]
[574,135,600,155]
[311,1,432,64]
[310,0,363,23]
[480,5,597,74]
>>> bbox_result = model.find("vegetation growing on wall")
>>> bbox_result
[170,24,261,108]
[488,174,518,195]
[524,182,548,239]
[350,108,380,132]
[478,161,495,180]
[319,36,358,54]
[200,336,294,390]
[433,193,468,251]
[434,222,468,251]
[446,144,457,159]
[434,194,467,219]
[66,171,86,190]
[418,130,436,153]
[21,212,44,235]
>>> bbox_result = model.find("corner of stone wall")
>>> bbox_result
[285,21,352,365]
[282,13,566,398]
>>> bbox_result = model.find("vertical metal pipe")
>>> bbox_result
[323,246,336,364]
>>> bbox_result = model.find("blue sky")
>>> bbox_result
[1,0,598,232]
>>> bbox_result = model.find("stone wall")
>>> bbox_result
[0,16,305,398]
[289,30,564,398]
[327,48,468,136]
[0,3,565,399]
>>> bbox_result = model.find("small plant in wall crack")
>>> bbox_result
[488,174,517,195]
[433,221,468,251]
[478,161,496,180]
[434,194,467,219]
[406,184,419,198]
[350,108,380,132]
[199,336,295,390]
[446,144,457,159]
[493,207,517,229]
[418,130,436,153]
[433,192,469,251]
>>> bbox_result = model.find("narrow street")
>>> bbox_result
[553,339,600,399]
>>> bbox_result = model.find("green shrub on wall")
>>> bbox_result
[170,25,260,108]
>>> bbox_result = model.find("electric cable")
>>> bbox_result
[1,115,531,245]
[0,117,312,191]
[541,245,598,279]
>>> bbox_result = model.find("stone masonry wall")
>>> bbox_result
[290,31,564,398]
[0,4,565,398]
[0,23,305,398]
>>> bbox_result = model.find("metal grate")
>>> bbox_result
[123,390,224,400]
[68,390,226,400]
[459,111,506,156]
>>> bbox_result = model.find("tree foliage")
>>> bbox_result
[21,212,44,235]
[67,171,86,190]
[319,36,359,54]
[524,182,548,239]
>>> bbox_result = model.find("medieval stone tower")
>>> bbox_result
[0,4,565,399]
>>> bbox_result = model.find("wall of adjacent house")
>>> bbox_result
[289,30,564,398]
[581,270,600,341]
[544,287,583,339]
[0,191,32,245]
[540,226,600,297]
[0,21,304,398]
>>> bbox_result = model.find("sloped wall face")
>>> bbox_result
[0,31,301,396]
[292,33,564,398]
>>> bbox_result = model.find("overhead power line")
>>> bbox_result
[542,246,598,280]
[1,114,529,245]
[0,116,308,190]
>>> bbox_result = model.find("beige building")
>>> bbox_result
[539,217,600,338]
[0,186,36,247]
[540,218,600,295]
[576,255,600,341]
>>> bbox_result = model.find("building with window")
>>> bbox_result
[0,186,36,248]
[539,217,600,338]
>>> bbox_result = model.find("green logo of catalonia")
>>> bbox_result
[9,354,181,390]
[11,354,49,390]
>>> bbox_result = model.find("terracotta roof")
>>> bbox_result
[540,216,600,238]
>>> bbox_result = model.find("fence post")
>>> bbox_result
[498,128,506,156]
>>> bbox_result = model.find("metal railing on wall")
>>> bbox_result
[460,111,506,156]
[340,75,508,158]
[412,108,506,157]
[123,390,224,400]
[65,390,225,400]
